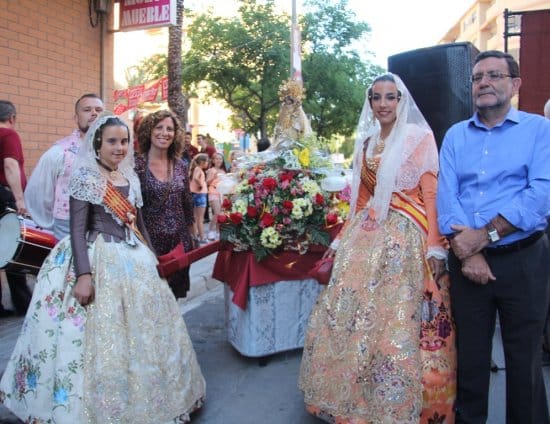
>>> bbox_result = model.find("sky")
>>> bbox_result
[345,0,473,67]
[185,0,474,67]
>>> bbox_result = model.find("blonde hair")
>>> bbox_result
[189,153,209,178]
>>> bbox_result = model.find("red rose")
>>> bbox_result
[279,172,294,183]
[282,200,293,210]
[229,212,243,225]
[222,198,232,209]
[315,193,325,205]
[217,214,228,224]
[262,177,278,191]
[248,176,257,185]
[326,213,338,225]
[247,205,258,218]
[260,212,275,227]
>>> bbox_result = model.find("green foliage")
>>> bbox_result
[181,0,289,138]
[126,54,167,87]
[129,0,384,149]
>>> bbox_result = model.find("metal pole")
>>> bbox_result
[291,0,297,77]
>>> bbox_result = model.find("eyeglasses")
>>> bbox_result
[470,71,515,84]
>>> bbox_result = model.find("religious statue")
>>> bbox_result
[270,78,312,151]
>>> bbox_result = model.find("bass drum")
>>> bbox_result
[0,212,57,275]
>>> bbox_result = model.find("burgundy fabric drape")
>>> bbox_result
[519,10,550,115]
[213,249,325,309]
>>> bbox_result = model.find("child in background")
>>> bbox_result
[189,153,209,244]
[206,152,227,240]
[229,150,244,173]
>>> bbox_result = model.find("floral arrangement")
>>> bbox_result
[218,165,342,261]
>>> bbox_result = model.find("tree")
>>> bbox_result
[181,0,289,140]
[301,0,383,140]
[132,0,383,146]
[168,0,188,127]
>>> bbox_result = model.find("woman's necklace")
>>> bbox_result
[365,135,386,171]
[97,160,122,182]
[374,135,386,155]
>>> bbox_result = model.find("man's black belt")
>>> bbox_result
[484,231,544,255]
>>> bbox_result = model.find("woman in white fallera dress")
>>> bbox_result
[0,113,205,423]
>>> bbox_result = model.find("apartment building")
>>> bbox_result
[439,0,550,58]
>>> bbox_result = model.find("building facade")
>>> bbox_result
[1,0,115,174]
[439,0,550,58]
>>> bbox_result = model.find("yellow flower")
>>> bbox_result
[293,147,310,168]
[337,201,350,219]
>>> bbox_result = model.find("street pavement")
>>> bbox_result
[2,253,550,423]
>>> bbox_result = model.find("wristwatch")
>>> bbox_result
[486,224,500,243]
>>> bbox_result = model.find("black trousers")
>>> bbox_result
[1,187,32,315]
[449,236,550,424]
[0,271,31,315]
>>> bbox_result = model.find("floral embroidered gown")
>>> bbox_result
[298,153,456,423]
[0,185,206,424]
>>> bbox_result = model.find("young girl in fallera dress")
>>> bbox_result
[0,113,205,423]
[298,74,456,423]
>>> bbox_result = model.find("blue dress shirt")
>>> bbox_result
[437,107,550,246]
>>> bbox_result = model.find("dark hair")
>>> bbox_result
[257,138,270,152]
[93,117,129,152]
[75,93,103,113]
[474,50,520,78]
[0,100,16,122]
[211,151,228,171]
[367,74,402,105]
[136,110,184,159]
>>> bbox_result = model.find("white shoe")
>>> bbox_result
[208,231,217,240]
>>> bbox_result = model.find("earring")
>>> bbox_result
[94,150,100,160]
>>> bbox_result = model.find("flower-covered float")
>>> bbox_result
[217,79,349,261]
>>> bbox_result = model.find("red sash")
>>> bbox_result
[102,181,146,244]
[360,162,428,236]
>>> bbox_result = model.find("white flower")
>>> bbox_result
[233,199,248,215]
[291,205,304,219]
[260,227,282,249]
[293,197,313,217]
[302,180,321,195]
[235,181,250,193]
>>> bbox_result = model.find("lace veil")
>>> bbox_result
[348,72,438,223]
[69,112,143,216]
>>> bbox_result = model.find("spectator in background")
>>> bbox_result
[0,100,32,316]
[182,131,199,167]
[229,149,244,173]
[189,153,209,245]
[135,110,195,299]
[257,137,271,152]
[25,93,104,239]
[206,152,227,240]
[198,133,216,157]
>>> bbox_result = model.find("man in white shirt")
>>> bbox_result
[25,94,104,239]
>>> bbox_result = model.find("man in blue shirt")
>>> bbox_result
[437,50,550,423]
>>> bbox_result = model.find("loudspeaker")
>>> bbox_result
[388,42,479,149]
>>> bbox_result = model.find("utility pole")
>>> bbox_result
[290,0,302,83]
